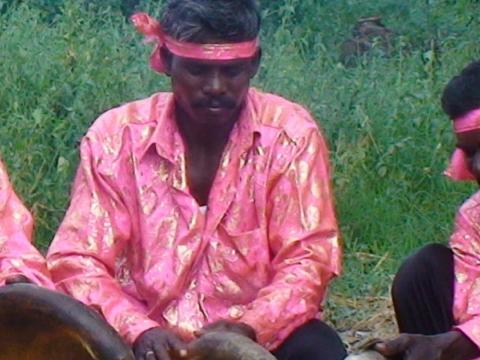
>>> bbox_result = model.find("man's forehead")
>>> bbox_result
[174,55,255,67]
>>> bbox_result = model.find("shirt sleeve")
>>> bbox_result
[0,160,54,289]
[450,196,480,349]
[239,129,341,349]
[47,135,160,345]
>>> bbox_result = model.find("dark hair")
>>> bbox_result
[441,61,480,120]
[160,0,261,43]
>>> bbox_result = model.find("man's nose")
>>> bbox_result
[204,71,226,96]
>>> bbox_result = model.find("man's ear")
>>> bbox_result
[160,47,173,76]
[250,48,262,78]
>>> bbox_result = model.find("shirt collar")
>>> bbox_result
[139,89,261,163]
[138,93,177,163]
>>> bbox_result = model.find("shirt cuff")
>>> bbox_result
[0,269,55,290]
[124,319,161,345]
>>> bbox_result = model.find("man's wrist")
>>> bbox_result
[439,330,480,359]
[132,325,163,346]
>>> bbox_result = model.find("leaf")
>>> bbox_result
[377,166,388,178]
[57,156,69,173]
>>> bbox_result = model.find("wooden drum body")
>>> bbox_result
[0,284,279,360]
[0,284,134,360]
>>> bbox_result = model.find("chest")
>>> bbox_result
[185,149,225,206]
[127,137,273,232]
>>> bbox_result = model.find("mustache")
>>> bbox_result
[193,97,236,109]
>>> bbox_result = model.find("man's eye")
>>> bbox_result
[224,66,245,77]
[187,65,206,76]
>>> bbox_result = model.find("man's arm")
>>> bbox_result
[375,331,479,360]
[447,201,480,355]
[47,136,160,345]
[0,160,54,288]
[238,129,341,349]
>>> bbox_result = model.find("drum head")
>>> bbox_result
[188,331,277,360]
[0,284,134,360]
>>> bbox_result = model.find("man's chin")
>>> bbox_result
[193,109,236,126]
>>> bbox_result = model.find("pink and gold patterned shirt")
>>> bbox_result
[451,190,480,352]
[0,158,54,288]
[47,88,341,349]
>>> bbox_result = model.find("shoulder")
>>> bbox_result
[87,92,170,139]
[249,88,321,142]
[450,192,480,249]
[248,89,329,161]
[456,191,480,225]
[248,90,332,176]
[451,191,480,240]
[81,92,171,155]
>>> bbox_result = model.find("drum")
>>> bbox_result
[0,284,134,360]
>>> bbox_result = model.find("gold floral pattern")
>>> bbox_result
[0,158,54,288]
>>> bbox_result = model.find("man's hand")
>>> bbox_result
[133,327,187,360]
[5,275,32,285]
[374,331,480,360]
[196,320,256,341]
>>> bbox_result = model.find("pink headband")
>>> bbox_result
[131,12,260,74]
[444,108,480,181]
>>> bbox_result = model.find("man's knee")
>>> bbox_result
[392,243,451,302]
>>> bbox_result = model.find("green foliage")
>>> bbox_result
[0,0,168,245]
[0,0,145,20]
[257,0,480,303]
[1,0,480,321]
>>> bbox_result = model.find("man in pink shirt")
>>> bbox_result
[0,158,53,288]
[47,1,345,359]
[375,61,480,360]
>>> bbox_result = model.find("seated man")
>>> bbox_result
[0,157,53,288]
[375,61,480,359]
[47,1,345,359]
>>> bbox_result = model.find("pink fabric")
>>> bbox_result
[454,109,480,133]
[0,159,54,288]
[131,12,260,74]
[47,88,341,349]
[444,148,476,181]
[450,191,480,356]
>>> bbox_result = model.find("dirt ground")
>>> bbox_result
[326,294,398,353]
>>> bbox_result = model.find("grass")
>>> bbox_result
[1,0,480,329]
